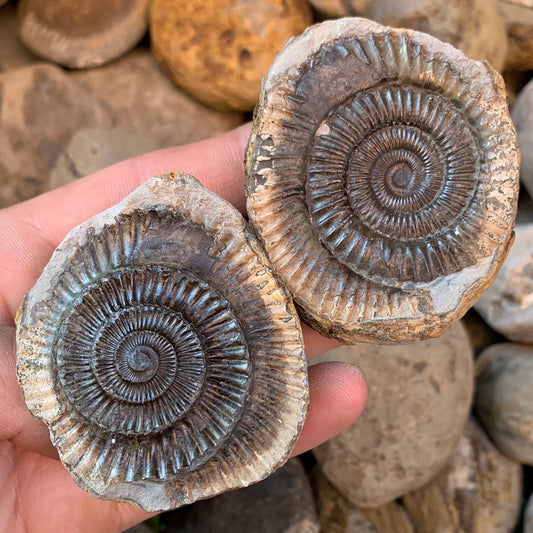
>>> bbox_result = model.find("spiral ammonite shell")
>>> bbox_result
[245,17,520,344]
[16,172,308,511]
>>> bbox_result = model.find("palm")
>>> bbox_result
[0,125,366,533]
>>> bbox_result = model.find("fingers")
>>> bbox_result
[0,123,252,325]
[291,361,367,457]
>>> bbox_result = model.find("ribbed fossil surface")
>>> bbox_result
[245,17,520,344]
[16,172,308,511]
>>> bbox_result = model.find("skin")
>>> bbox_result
[0,123,367,533]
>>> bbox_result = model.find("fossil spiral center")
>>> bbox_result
[128,346,156,373]
[305,82,480,284]
[54,265,250,443]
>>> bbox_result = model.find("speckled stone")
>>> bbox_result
[498,0,533,70]
[312,321,474,507]
[475,343,533,465]
[150,0,313,111]
[367,0,508,72]
[512,80,533,199]
[70,49,244,147]
[0,63,111,207]
[474,224,533,343]
[313,469,415,533]
[18,0,150,68]
[48,127,162,189]
[166,459,320,532]
[402,420,522,533]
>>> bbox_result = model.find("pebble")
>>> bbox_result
[150,0,312,111]
[165,458,320,532]
[512,79,533,199]
[367,0,507,72]
[313,469,415,533]
[18,0,150,68]
[48,127,161,189]
[0,63,111,207]
[402,420,522,533]
[312,321,474,507]
[475,343,533,465]
[70,49,244,147]
[307,0,373,17]
[497,0,533,70]
[474,223,533,344]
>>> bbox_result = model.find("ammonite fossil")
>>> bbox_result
[16,172,308,511]
[245,17,520,344]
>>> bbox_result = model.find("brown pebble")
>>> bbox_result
[474,224,533,343]
[475,343,533,465]
[70,49,245,148]
[150,0,313,111]
[0,63,111,207]
[402,420,522,533]
[498,0,533,70]
[368,0,508,72]
[313,469,415,533]
[18,0,150,68]
[312,321,474,507]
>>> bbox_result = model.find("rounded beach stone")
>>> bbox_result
[497,0,533,70]
[475,343,533,465]
[474,223,533,343]
[48,127,161,189]
[402,420,522,533]
[70,49,245,148]
[150,0,313,111]
[368,0,508,72]
[313,469,415,533]
[0,63,111,207]
[18,0,150,68]
[512,79,533,199]
[307,0,374,17]
[312,321,474,507]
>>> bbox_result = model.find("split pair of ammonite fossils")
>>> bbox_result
[16,18,519,511]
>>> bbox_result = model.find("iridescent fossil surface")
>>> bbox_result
[16,172,308,511]
[245,17,520,344]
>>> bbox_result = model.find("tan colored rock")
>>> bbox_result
[402,420,522,533]
[0,2,39,72]
[461,310,505,356]
[312,321,474,507]
[475,343,533,464]
[314,470,414,533]
[70,49,245,148]
[18,0,150,68]
[475,224,533,343]
[368,0,508,72]
[0,64,111,207]
[512,80,533,199]
[48,127,162,190]
[150,0,313,111]
[307,0,374,17]
[498,0,533,70]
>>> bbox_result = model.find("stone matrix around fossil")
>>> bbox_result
[16,172,308,511]
[245,17,520,344]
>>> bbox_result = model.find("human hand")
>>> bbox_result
[0,123,367,533]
